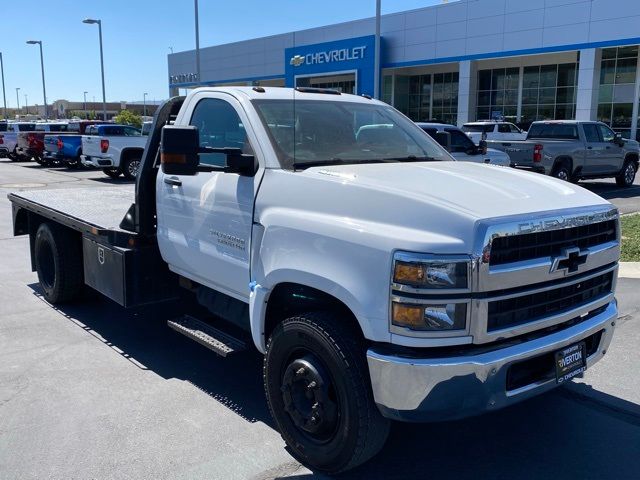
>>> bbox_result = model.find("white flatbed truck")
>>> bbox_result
[8,87,620,473]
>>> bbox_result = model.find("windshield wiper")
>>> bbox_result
[382,155,440,162]
[293,158,391,170]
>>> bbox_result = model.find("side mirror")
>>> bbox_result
[226,150,257,176]
[434,131,451,152]
[614,133,625,146]
[161,125,199,175]
[479,139,488,155]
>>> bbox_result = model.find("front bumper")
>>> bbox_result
[367,300,617,422]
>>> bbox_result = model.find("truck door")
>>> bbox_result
[582,123,609,175]
[597,124,625,173]
[156,93,261,302]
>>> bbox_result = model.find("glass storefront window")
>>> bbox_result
[476,67,518,121]
[517,63,579,128]
[598,46,638,138]
[392,71,458,124]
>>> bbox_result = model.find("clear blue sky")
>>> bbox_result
[0,0,441,106]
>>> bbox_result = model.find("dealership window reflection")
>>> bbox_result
[597,46,639,140]
[391,71,459,124]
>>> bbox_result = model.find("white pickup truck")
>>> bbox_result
[81,124,147,179]
[9,87,620,474]
[0,122,36,160]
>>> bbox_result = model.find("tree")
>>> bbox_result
[113,109,142,128]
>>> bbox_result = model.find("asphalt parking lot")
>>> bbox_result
[1,159,639,480]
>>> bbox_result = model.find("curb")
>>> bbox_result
[618,262,640,279]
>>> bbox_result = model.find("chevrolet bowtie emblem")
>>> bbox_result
[290,55,305,67]
[550,247,588,275]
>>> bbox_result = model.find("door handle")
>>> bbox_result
[587,146,593,149]
[164,176,182,187]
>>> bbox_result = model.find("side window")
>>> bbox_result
[420,128,439,138]
[508,124,521,133]
[498,124,511,133]
[124,126,141,136]
[446,129,474,153]
[189,98,253,167]
[583,124,602,143]
[598,124,615,142]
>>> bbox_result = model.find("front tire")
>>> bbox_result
[264,312,390,474]
[34,223,84,304]
[616,160,637,187]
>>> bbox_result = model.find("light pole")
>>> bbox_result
[83,18,107,121]
[143,92,147,118]
[0,52,6,119]
[194,0,201,83]
[374,0,381,99]
[26,40,48,119]
[83,91,88,118]
[24,94,28,115]
[15,87,20,112]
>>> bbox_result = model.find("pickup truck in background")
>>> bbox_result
[1,122,37,160]
[16,123,70,163]
[43,120,104,168]
[8,88,620,474]
[417,122,511,166]
[487,120,640,186]
[462,121,527,143]
[81,124,146,179]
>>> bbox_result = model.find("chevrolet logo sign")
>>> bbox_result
[550,247,588,275]
[290,55,305,67]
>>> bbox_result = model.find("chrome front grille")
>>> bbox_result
[489,220,617,266]
[471,205,620,344]
[487,270,614,332]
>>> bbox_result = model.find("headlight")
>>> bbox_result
[392,301,467,331]
[393,254,469,290]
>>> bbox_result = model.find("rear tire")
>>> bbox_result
[616,160,637,187]
[34,223,84,304]
[103,167,121,179]
[552,162,572,182]
[121,156,141,180]
[264,312,390,474]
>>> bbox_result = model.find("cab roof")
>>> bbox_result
[188,86,383,105]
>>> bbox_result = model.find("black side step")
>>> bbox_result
[167,315,246,357]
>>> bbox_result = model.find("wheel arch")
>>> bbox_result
[624,152,639,167]
[120,147,144,163]
[552,155,574,174]
[251,276,370,354]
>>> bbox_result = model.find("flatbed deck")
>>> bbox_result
[9,186,136,242]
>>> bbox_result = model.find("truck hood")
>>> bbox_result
[308,161,608,219]
[258,161,611,254]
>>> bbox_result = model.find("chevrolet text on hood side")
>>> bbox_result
[8,87,620,474]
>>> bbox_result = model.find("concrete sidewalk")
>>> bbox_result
[618,262,640,278]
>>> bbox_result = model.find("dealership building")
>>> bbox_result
[168,0,640,138]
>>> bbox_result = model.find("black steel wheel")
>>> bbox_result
[264,312,389,474]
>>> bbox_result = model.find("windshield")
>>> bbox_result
[252,99,450,169]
